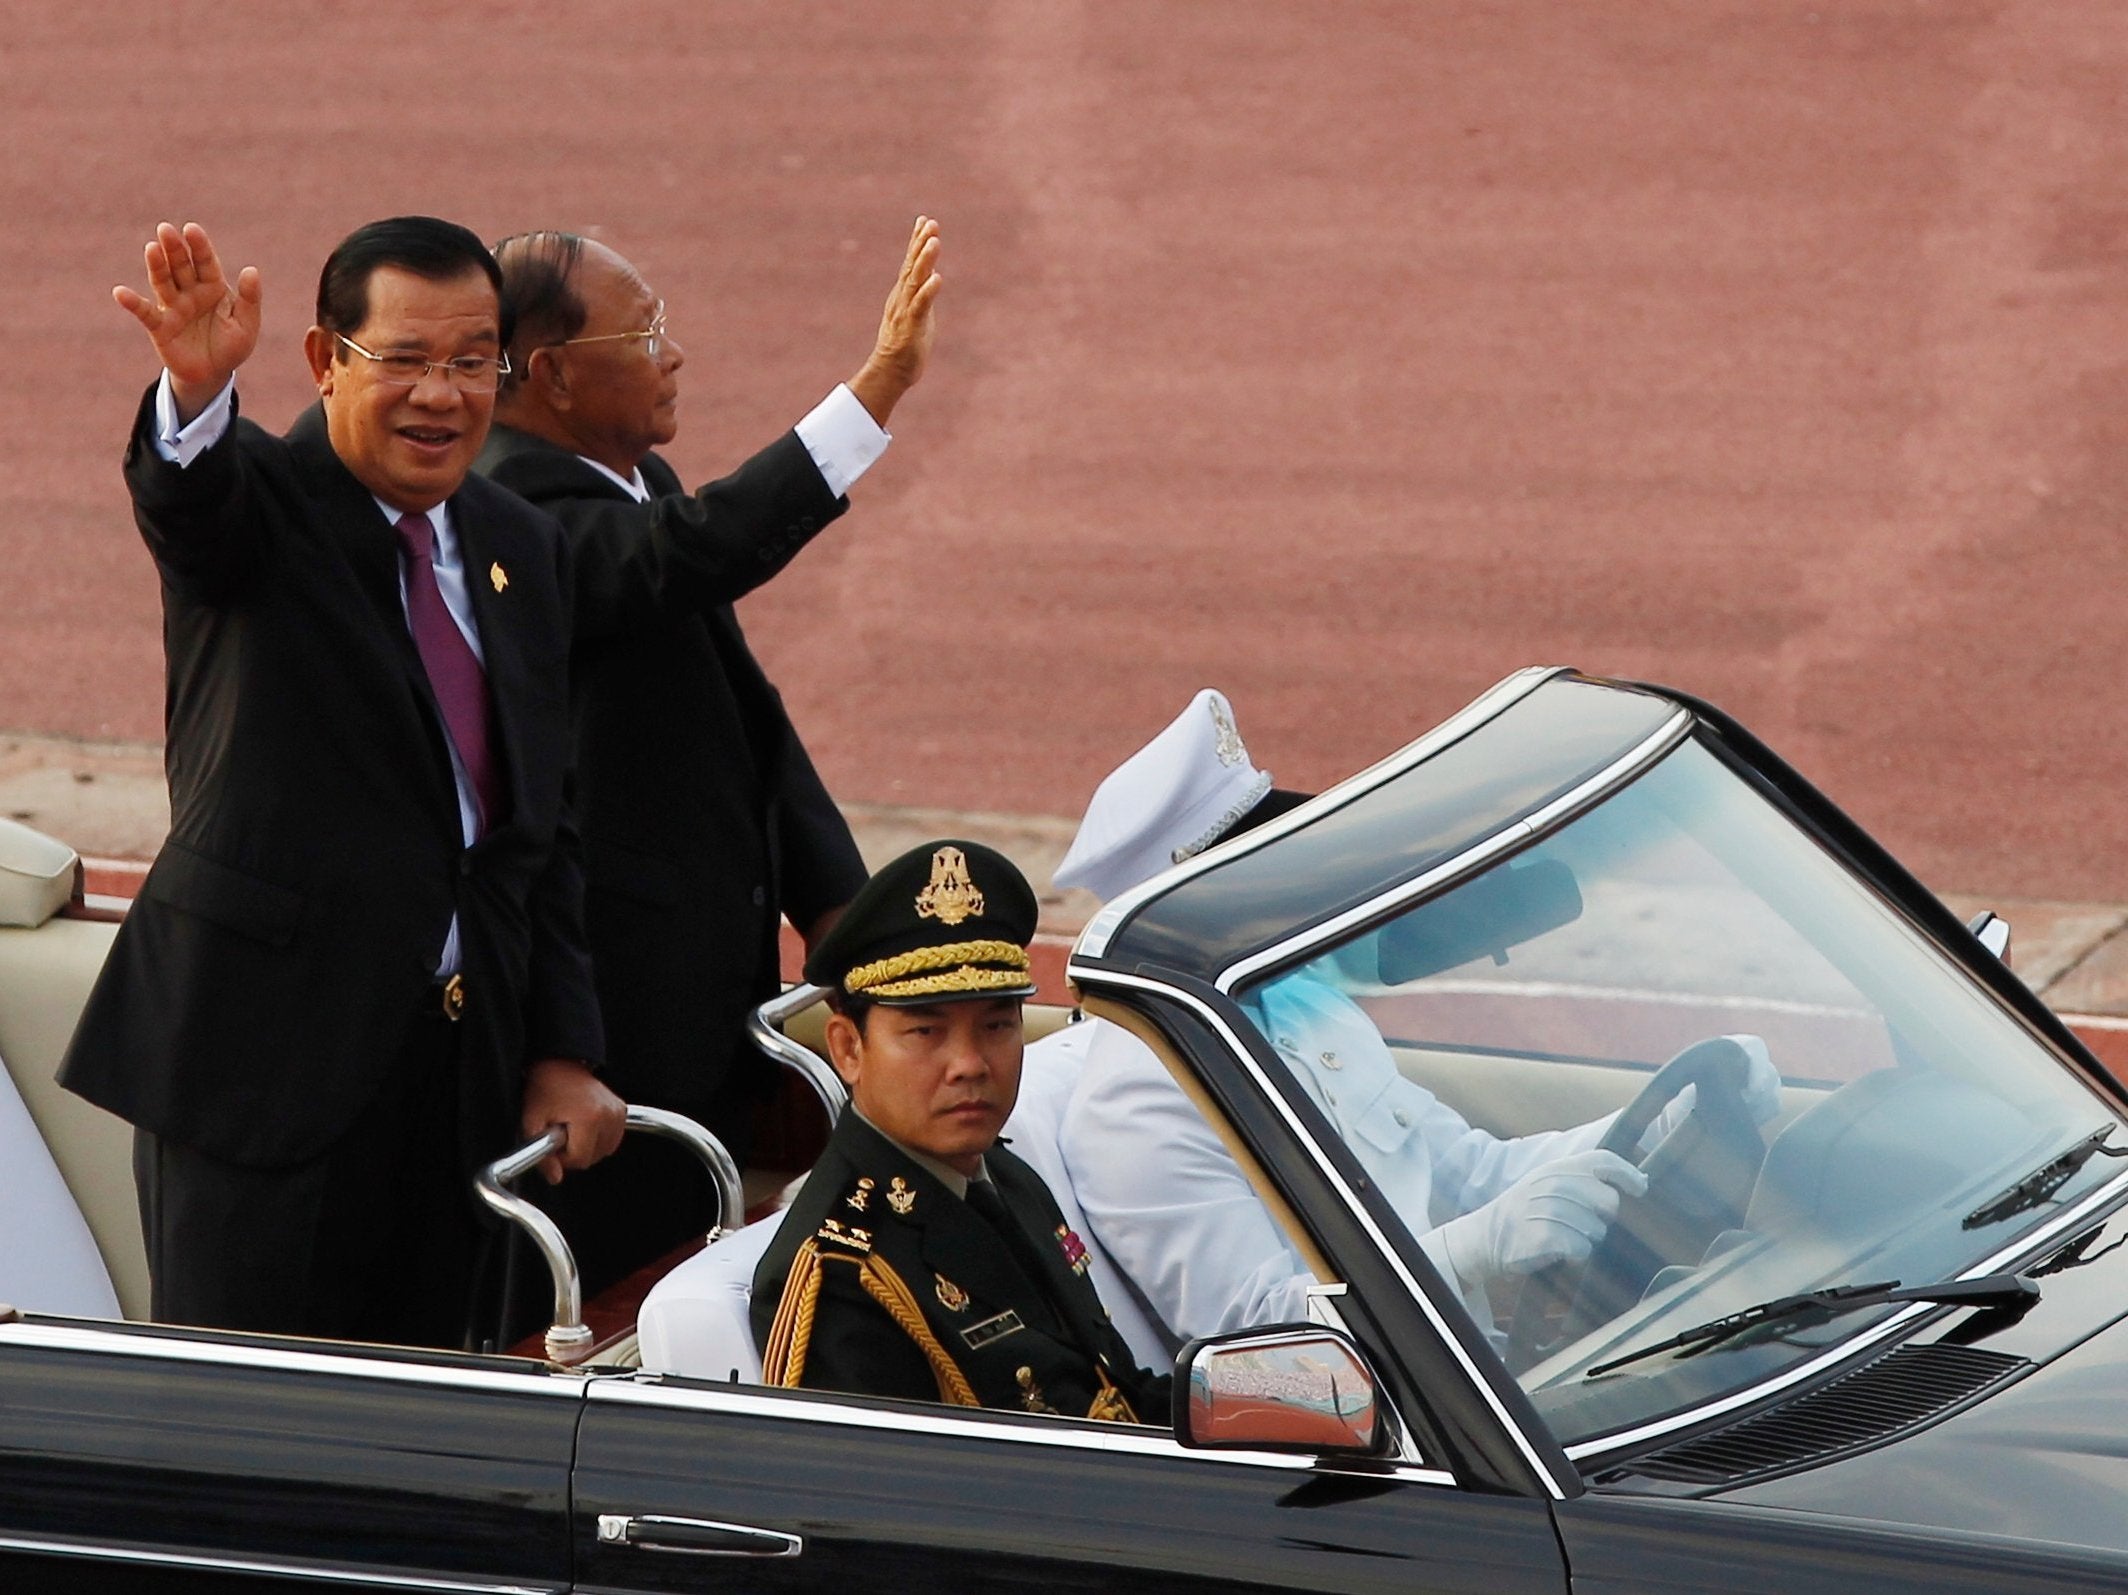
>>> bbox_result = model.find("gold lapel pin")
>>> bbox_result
[489,562,509,593]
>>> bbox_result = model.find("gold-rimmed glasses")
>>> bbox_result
[335,334,512,393]
[552,301,669,361]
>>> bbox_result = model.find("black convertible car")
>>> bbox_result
[6,666,2128,1592]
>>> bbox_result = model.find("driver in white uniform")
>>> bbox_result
[1048,691,1782,1346]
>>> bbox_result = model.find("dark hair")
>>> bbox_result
[825,990,877,1034]
[489,231,588,396]
[314,216,511,350]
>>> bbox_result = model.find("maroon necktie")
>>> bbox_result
[394,512,503,836]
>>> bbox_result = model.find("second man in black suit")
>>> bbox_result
[477,219,943,1295]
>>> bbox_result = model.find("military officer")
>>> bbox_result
[752,840,1169,1423]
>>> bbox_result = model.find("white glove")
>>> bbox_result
[1639,1034,1782,1152]
[1436,1150,1650,1289]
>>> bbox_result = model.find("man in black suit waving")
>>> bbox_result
[475,220,941,1296]
[64,218,625,1347]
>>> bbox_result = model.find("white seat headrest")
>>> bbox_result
[0,820,78,929]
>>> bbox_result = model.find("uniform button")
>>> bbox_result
[1394,1108,1412,1128]
[751,885,767,907]
[1319,1050,1342,1071]
[1278,1036,1296,1051]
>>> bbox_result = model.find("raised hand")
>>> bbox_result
[113,222,263,421]
[848,214,943,427]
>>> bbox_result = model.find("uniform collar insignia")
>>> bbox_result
[886,1175,918,1216]
[914,846,984,927]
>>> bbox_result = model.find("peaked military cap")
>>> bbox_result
[805,839,1040,1005]
[1053,689,1309,904]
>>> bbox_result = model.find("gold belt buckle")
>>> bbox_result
[440,973,466,1022]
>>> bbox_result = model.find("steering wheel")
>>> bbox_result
[1500,1036,1767,1375]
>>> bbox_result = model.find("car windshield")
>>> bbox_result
[1233,737,2128,1449]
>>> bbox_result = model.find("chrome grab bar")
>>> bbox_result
[746,983,847,1124]
[476,1103,744,1365]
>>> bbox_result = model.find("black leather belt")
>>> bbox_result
[417,973,467,1022]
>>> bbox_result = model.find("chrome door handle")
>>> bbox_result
[597,1514,802,1558]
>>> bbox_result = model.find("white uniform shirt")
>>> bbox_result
[1058,970,1619,1345]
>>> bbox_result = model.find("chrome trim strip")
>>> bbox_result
[1076,667,1571,960]
[586,1374,1457,1488]
[0,1320,586,1395]
[1563,1171,2128,1462]
[1046,969,1570,1499]
[1213,709,1693,995]
[0,1534,558,1592]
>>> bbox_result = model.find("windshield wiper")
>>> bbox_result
[1584,1273,2038,1379]
[1964,1126,2128,1230]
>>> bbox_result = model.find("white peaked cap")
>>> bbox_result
[1052,689,1272,903]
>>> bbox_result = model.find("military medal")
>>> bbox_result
[886,1176,917,1216]
[1055,1224,1092,1276]
[935,1274,970,1312]
[1015,1366,1057,1414]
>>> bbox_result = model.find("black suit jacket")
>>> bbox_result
[475,424,865,1123]
[62,388,602,1169]
[751,1113,1169,1422]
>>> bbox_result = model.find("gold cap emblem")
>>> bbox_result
[914,846,985,926]
[489,562,509,593]
[1210,696,1245,767]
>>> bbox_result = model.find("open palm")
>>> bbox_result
[113,222,262,396]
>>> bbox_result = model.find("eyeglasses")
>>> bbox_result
[552,301,670,361]
[335,333,512,393]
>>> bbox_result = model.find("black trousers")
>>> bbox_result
[134,1009,489,1349]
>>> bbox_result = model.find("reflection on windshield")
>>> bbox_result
[1236,740,2128,1448]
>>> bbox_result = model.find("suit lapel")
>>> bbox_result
[285,407,460,833]
[835,1117,1063,1337]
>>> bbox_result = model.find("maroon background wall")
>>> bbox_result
[8,2,2128,899]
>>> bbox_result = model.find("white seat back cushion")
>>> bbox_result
[638,1210,787,1382]
[0,1047,120,1317]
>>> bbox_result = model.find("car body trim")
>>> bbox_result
[0,1319,588,1396]
[1076,666,1570,960]
[1212,707,1693,994]
[1052,967,1573,1499]
[0,1533,560,1593]
[587,1373,1458,1488]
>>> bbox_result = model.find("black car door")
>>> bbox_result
[0,1315,580,1593]
[571,1375,1567,1594]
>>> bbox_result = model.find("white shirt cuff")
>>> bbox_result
[793,383,889,499]
[153,372,237,466]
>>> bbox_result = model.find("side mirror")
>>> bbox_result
[1175,1324,1389,1457]
[1966,910,2011,964]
